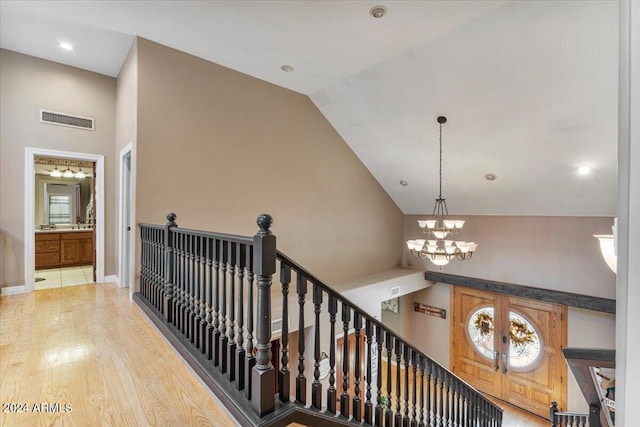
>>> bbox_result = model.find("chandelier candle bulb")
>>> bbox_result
[406,116,477,266]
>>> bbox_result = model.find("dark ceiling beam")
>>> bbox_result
[425,271,615,314]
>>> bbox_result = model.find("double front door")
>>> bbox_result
[451,287,567,418]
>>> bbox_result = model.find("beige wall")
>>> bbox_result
[0,49,117,287]
[115,40,138,284]
[404,215,616,299]
[133,38,403,287]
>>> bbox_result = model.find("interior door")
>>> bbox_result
[451,287,567,418]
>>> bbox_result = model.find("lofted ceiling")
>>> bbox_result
[0,0,618,216]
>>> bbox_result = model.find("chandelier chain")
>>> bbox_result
[439,121,443,199]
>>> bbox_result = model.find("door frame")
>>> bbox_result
[24,147,105,292]
[118,143,134,290]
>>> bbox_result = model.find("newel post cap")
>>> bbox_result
[253,214,276,276]
[166,213,177,227]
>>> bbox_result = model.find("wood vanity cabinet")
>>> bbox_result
[35,231,93,269]
[35,233,60,268]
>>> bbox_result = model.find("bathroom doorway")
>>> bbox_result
[33,157,96,290]
[24,147,105,293]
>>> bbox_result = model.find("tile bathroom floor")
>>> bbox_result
[34,265,94,290]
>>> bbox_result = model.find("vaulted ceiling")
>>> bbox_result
[0,0,619,216]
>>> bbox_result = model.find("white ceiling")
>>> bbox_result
[0,0,619,216]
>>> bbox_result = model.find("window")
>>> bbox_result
[508,311,541,368]
[468,307,495,359]
[48,194,72,224]
[468,306,541,368]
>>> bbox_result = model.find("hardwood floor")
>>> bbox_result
[0,283,238,427]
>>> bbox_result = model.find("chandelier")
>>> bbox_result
[406,116,477,266]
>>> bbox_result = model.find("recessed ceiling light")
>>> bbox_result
[370,6,387,18]
[59,42,73,51]
[399,180,408,186]
[485,173,497,181]
[280,65,294,73]
[577,166,592,175]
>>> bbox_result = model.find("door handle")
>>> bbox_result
[494,351,500,371]
[502,353,508,374]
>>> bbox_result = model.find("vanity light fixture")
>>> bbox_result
[50,166,62,178]
[63,167,74,178]
[74,168,86,179]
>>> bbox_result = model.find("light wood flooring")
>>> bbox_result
[0,283,238,427]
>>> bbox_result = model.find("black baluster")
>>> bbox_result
[219,240,228,373]
[411,350,417,427]
[385,333,393,427]
[150,228,155,302]
[426,360,432,427]
[244,245,255,400]
[296,273,307,404]
[279,263,291,402]
[327,294,337,414]
[205,237,214,359]
[418,356,425,427]
[188,233,196,342]
[364,319,373,425]
[375,327,383,427]
[179,233,187,334]
[403,345,410,427]
[227,241,237,382]
[250,214,276,417]
[213,239,221,365]
[395,339,402,427]
[139,227,145,298]
[312,284,323,409]
[340,303,351,418]
[193,235,202,349]
[453,380,459,427]
[438,368,444,427]
[183,233,191,338]
[443,373,450,427]
[235,243,246,390]
[198,235,207,353]
[353,312,362,421]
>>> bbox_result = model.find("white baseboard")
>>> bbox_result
[104,275,119,285]
[1,285,27,295]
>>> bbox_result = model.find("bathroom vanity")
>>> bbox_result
[35,229,94,269]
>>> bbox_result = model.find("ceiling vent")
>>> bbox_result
[40,109,95,131]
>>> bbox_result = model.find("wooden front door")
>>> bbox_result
[451,287,567,418]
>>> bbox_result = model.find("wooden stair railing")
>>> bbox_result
[549,402,593,427]
[137,213,504,426]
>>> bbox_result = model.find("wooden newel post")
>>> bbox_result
[251,214,276,417]
[164,213,178,322]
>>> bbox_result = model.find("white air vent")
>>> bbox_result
[40,109,94,131]
[272,318,283,334]
[272,316,290,335]
[390,286,401,297]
